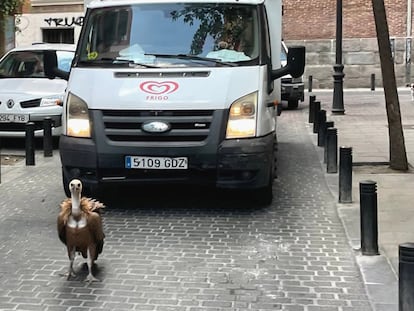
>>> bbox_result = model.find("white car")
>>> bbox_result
[0,43,75,137]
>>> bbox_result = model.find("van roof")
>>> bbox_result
[87,0,265,9]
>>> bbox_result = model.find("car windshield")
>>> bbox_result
[79,3,259,67]
[0,50,74,78]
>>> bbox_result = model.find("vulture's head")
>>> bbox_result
[69,179,83,196]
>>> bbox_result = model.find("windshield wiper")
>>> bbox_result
[145,53,236,67]
[80,58,159,68]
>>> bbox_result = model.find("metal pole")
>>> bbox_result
[313,107,324,134]
[332,0,345,114]
[371,74,376,91]
[324,122,334,164]
[25,122,35,166]
[312,101,321,132]
[0,137,1,184]
[308,75,313,93]
[399,242,414,310]
[360,180,379,256]
[317,110,327,147]
[43,117,53,157]
[309,95,316,123]
[406,38,412,86]
[326,127,338,173]
[339,146,352,203]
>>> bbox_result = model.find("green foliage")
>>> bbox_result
[171,6,246,55]
[0,0,24,16]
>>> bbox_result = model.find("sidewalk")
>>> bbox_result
[305,87,414,311]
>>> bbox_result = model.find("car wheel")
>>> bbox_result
[288,99,299,109]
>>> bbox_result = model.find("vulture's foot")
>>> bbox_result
[59,271,76,280]
[85,274,100,283]
[67,271,76,281]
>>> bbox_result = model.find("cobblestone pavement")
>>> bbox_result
[0,107,373,310]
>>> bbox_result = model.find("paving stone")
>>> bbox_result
[0,100,376,310]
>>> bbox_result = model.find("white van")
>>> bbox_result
[45,0,305,204]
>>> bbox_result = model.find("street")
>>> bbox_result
[0,103,373,310]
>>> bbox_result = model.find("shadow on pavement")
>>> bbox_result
[97,183,273,215]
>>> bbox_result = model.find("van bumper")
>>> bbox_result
[60,134,274,192]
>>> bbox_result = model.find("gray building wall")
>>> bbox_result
[286,38,413,89]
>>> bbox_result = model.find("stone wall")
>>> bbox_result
[286,38,413,89]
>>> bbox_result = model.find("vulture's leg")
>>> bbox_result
[85,247,99,283]
[67,247,76,280]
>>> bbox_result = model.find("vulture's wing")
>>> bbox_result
[57,212,67,244]
[81,197,105,214]
[87,212,105,255]
[57,199,72,244]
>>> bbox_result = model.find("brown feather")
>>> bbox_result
[57,197,105,262]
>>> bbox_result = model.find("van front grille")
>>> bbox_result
[101,109,214,142]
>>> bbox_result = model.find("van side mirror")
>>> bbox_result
[44,50,70,81]
[271,46,305,80]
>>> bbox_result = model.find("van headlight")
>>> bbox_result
[66,93,91,138]
[226,92,257,139]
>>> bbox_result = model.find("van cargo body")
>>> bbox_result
[54,0,305,204]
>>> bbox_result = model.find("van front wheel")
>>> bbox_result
[62,170,71,197]
[288,99,299,109]
[253,180,273,206]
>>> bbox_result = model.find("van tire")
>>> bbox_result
[253,178,273,206]
[62,169,98,198]
[288,99,299,109]
[62,170,71,197]
[253,140,275,206]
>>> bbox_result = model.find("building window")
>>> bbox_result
[42,28,74,44]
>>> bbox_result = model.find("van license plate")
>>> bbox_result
[0,114,29,123]
[125,156,188,169]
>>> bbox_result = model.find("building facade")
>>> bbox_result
[283,0,414,88]
[16,0,83,47]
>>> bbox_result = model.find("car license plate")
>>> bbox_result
[125,156,188,169]
[0,114,29,123]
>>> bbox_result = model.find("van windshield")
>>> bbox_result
[78,3,259,67]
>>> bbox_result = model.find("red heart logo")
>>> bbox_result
[139,81,179,95]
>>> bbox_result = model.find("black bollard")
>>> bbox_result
[25,122,35,166]
[324,121,334,164]
[371,73,375,91]
[326,127,338,173]
[308,95,316,123]
[312,101,321,133]
[43,117,53,157]
[308,75,313,93]
[399,242,414,310]
[0,137,1,184]
[317,110,327,147]
[359,181,379,256]
[339,146,353,203]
